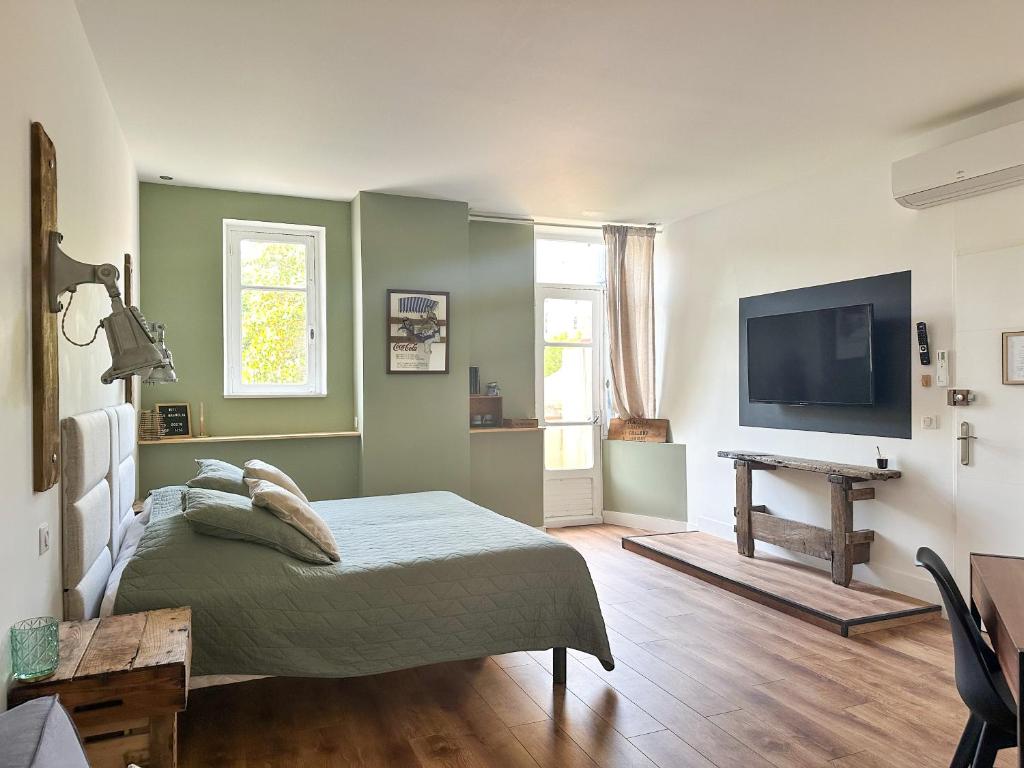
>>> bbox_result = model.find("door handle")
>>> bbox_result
[957,421,977,466]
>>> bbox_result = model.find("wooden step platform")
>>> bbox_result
[622,531,940,636]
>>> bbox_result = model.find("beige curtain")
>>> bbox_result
[603,225,657,419]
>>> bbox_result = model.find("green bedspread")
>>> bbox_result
[115,488,614,677]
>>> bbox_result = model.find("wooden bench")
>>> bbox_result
[718,451,901,587]
[9,608,191,768]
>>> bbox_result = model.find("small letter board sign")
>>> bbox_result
[608,417,670,443]
[155,403,192,438]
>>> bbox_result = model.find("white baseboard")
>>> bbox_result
[697,515,734,539]
[603,510,695,534]
[544,514,603,528]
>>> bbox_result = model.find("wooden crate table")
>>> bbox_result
[8,608,191,768]
[717,451,902,587]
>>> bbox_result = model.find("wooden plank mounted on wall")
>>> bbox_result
[31,122,60,492]
[123,253,135,406]
[607,418,669,443]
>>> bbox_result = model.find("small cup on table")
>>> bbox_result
[10,616,59,682]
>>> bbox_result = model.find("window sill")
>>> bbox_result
[139,431,359,445]
[222,392,329,399]
[469,427,543,434]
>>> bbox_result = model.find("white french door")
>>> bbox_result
[536,286,604,526]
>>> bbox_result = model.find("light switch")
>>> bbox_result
[921,415,939,430]
[38,523,50,555]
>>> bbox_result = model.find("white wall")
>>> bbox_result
[657,101,1024,601]
[0,1,138,706]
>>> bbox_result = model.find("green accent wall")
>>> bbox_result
[467,220,541,526]
[603,441,687,522]
[138,184,356,499]
[468,221,536,418]
[352,193,472,497]
[138,186,543,521]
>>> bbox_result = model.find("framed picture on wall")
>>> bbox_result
[387,290,450,374]
[1003,331,1024,385]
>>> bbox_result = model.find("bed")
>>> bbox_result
[60,405,614,686]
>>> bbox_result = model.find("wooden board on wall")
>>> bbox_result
[123,253,135,406]
[607,417,669,443]
[32,122,60,492]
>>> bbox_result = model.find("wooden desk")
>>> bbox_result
[971,554,1024,767]
[9,608,191,768]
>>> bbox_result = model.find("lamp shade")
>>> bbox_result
[100,302,163,385]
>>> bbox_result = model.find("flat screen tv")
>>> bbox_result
[747,304,875,405]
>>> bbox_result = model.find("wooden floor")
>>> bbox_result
[623,532,940,636]
[179,525,1016,768]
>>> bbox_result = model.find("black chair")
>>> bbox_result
[915,547,1018,768]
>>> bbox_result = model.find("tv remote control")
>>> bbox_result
[916,322,931,365]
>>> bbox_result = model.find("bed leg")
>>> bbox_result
[553,647,566,685]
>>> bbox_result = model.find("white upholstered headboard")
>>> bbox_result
[60,404,137,620]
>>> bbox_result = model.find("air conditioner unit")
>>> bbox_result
[892,120,1024,209]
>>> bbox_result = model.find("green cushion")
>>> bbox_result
[185,459,248,496]
[181,488,333,565]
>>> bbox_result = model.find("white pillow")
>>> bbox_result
[246,478,339,562]
[243,460,308,502]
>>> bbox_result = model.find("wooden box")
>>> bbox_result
[470,395,503,428]
[9,608,191,768]
[607,418,670,443]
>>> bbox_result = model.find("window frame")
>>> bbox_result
[222,219,327,398]
[534,225,606,289]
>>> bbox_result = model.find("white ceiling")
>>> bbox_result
[76,0,1024,224]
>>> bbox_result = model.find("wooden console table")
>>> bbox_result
[718,451,901,586]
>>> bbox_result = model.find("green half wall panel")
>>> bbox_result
[469,430,543,527]
[140,438,360,502]
[603,440,687,522]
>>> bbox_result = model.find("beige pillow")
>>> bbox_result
[246,479,340,562]
[243,460,308,502]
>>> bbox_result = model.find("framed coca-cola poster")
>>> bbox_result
[386,289,450,374]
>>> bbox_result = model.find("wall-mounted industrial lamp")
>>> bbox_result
[48,231,175,385]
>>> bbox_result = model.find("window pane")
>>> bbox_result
[544,298,593,344]
[536,238,604,285]
[544,426,594,470]
[240,289,308,385]
[544,346,593,422]
[240,240,306,288]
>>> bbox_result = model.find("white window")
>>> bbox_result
[535,229,605,287]
[223,219,327,397]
